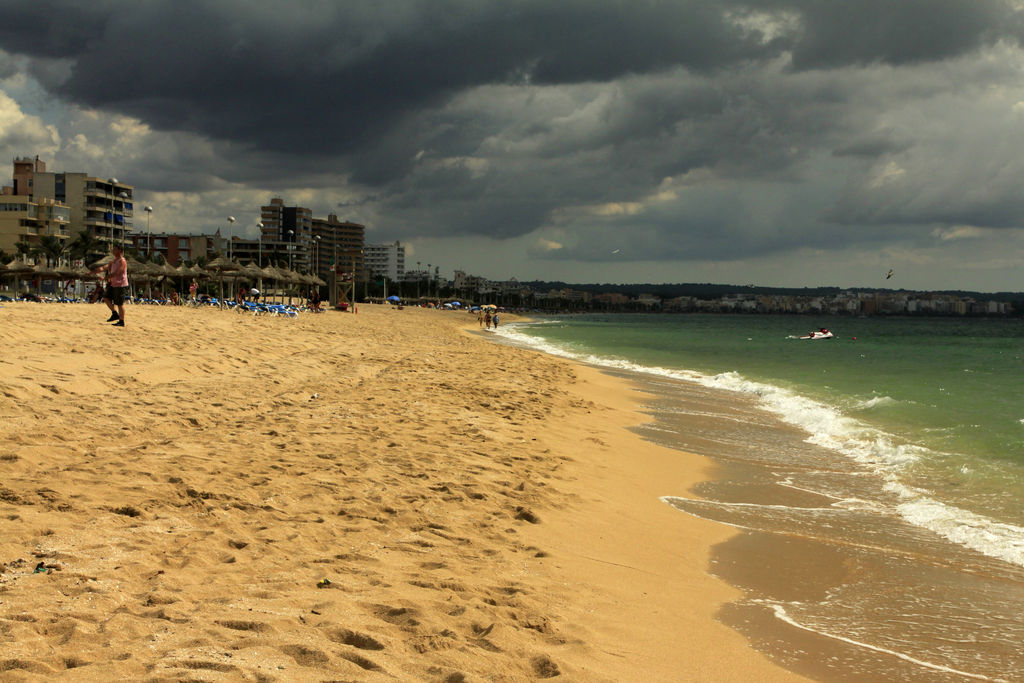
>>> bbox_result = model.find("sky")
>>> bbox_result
[2,0,1024,292]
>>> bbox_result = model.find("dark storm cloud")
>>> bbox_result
[0,0,776,160]
[3,0,1023,275]
[832,131,909,159]
[1,1,1016,174]
[734,0,1012,69]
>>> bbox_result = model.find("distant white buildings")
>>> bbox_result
[364,240,405,281]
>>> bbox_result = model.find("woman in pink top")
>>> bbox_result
[91,245,129,327]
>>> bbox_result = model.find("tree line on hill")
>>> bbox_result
[520,281,1023,303]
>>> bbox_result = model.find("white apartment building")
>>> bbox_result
[364,240,405,281]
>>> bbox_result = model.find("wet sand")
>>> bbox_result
[628,370,1024,682]
[0,302,802,681]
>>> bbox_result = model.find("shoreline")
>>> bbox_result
[511,358,806,680]
[0,302,803,680]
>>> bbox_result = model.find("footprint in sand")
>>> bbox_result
[324,627,385,650]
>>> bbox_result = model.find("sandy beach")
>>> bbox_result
[0,302,803,681]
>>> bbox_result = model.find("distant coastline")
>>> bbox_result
[509,282,1023,317]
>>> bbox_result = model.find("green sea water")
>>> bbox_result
[517,314,1021,457]
[497,313,1024,679]
[499,313,1024,557]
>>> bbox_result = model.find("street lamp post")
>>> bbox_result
[287,229,294,305]
[227,216,236,260]
[256,222,264,292]
[144,206,153,257]
[427,263,432,299]
[118,191,129,251]
[314,235,321,276]
[287,229,294,270]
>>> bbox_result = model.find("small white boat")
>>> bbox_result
[800,329,834,340]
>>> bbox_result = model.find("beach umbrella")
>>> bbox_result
[130,259,163,277]
[175,264,204,295]
[280,267,306,304]
[128,259,162,297]
[241,261,263,280]
[204,256,242,275]
[204,257,242,301]
[28,262,61,296]
[4,260,34,276]
[281,266,303,284]
[73,266,95,279]
[53,265,80,279]
[387,295,401,303]
[258,265,284,301]
[4,260,33,293]
[155,262,177,296]
[53,265,80,295]
[32,262,60,278]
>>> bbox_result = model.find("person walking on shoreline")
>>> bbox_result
[91,244,129,327]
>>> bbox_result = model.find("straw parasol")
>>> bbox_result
[240,261,263,280]
[29,262,61,295]
[204,257,242,301]
[89,254,114,270]
[72,265,96,282]
[130,258,163,278]
[53,265,81,280]
[32,262,60,279]
[4,261,34,275]
[3,260,31,293]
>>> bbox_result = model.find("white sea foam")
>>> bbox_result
[497,322,1024,569]
[855,395,897,410]
[767,603,1003,681]
[894,497,1024,568]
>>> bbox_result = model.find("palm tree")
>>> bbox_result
[14,238,33,262]
[36,234,67,267]
[67,230,107,266]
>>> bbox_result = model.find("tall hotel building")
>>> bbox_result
[12,157,134,246]
[364,241,406,282]
[311,213,365,279]
[260,197,312,271]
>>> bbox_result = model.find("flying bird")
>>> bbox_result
[886,269,894,279]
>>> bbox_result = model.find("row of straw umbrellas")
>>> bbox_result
[0,256,325,301]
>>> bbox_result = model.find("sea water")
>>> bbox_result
[495,314,1024,681]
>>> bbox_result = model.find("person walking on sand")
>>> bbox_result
[90,244,128,327]
[189,278,198,302]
